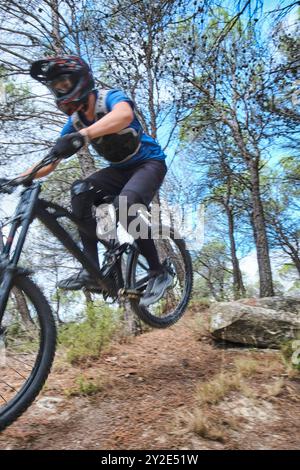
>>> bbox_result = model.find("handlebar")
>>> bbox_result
[0,150,60,194]
[0,132,86,194]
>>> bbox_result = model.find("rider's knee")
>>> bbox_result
[71,179,94,198]
[71,179,95,218]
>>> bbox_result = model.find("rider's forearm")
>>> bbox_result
[79,103,134,140]
[20,160,61,179]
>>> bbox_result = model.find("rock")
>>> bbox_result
[210,300,300,348]
[239,297,300,314]
[35,396,64,412]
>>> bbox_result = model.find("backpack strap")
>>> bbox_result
[71,111,83,131]
[71,88,110,130]
[95,88,110,118]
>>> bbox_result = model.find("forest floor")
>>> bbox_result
[0,307,299,450]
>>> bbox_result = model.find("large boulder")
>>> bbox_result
[238,297,300,314]
[210,298,300,348]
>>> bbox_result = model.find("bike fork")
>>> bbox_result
[0,184,40,322]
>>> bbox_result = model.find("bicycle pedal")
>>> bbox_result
[118,288,142,300]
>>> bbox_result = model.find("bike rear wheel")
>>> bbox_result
[129,225,193,328]
[0,275,56,431]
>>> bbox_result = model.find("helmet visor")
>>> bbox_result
[48,73,75,97]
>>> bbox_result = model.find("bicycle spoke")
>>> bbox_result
[0,279,46,421]
[0,379,18,392]
[5,366,27,380]
[136,259,149,271]
[5,353,34,370]
[135,274,151,289]
[0,394,7,404]
[131,231,192,325]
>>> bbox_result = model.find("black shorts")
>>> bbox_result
[86,159,167,207]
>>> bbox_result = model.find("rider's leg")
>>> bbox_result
[71,161,167,271]
[113,159,167,270]
[113,189,161,271]
[71,179,100,269]
[112,160,173,306]
[59,160,171,299]
[70,167,131,266]
[58,168,129,290]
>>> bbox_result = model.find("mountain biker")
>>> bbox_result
[24,55,173,307]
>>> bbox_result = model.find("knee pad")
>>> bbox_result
[71,179,94,198]
[71,179,95,219]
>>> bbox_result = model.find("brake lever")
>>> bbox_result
[0,151,60,194]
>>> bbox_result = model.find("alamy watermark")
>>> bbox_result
[95,196,205,250]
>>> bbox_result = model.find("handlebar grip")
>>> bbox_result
[0,178,16,194]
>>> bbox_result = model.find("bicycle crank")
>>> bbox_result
[118,288,143,300]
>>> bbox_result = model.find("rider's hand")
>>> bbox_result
[51,132,87,159]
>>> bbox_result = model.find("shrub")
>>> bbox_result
[58,301,121,364]
[281,339,300,372]
[65,374,105,397]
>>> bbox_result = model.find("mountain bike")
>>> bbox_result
[0,151,193,431]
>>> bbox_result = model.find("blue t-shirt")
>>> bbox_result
[60,89,167,168]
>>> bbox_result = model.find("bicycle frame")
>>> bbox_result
[0,181,136,321]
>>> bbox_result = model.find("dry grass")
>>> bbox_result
[263,378,285,398]
[176,406,243,444]
[196,373,241,405]
[177,409,226,443]
[180,352,290,444]
[262,357,285,377]
[196,357,260,406]
[234,357,260,377]
[189,410,226,442]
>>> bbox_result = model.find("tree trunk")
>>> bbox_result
[77,148,97,178]
[292,255,300,278]
[226,206,246,299]
[50,0,62,54]
[83,290,93,305]
[12,287,33,327]
[249,160,274,297]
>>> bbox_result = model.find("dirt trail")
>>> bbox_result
[0,311,299,450]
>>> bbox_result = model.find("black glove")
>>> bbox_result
[51,132,87,160]
[0,178,15,194]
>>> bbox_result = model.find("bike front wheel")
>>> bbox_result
[128,225,193,328]
[0,275,56,431]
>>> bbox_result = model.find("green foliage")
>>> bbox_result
[58,301,121,364]
[194,240,233,301]
[189,294,211,311]
[281,338,300,372]
[5,319,40,353]
[65,374,105,397]
[190,276,212,304]
[1,78,33,114]
[42,158,82,206]
[288,279,300,295]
